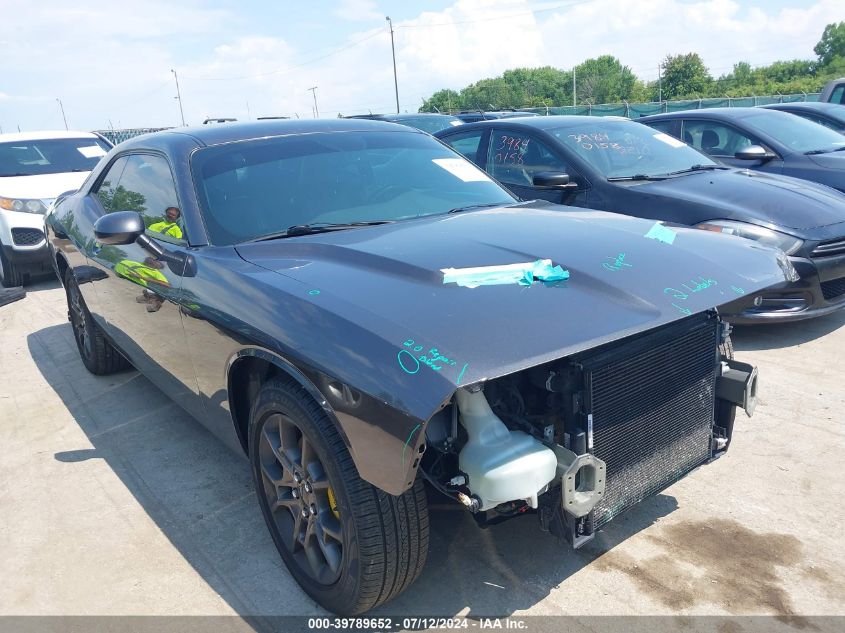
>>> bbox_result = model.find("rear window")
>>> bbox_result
[191,130,515,245]
[0,137,111,177]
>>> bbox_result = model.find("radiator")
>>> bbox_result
[578,313,719,532]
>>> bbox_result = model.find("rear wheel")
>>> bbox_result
[0,244,25,287]
[64,268,130,375]
[249,376,429,615]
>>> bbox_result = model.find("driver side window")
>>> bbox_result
[682,120,757,157]
[487,131,569,187]
[96,154,186,245]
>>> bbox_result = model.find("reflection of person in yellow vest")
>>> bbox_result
[148,206,183,240]
[115,257,170,288]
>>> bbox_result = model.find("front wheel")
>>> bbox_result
[249,377,429,615]
[64,268,130,375]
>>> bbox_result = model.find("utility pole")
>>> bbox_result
[56,98,68,130]
[308,86,319,118]
[171,69,186,126]
[386,16,400,114]
[572,68,576,107]
[658,64,662,103]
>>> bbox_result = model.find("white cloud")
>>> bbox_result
[0,0,841,130]
[334,0,383,22]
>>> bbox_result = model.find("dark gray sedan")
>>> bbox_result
[638,107,845,192]
[436,115,845,322]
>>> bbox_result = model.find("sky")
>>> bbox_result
[0,0,841,132]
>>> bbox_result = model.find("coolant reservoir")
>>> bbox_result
[455,388,558,511]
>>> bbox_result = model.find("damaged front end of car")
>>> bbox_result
[419,311,758,547]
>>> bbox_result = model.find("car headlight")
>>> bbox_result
[0,197,48,214]
[696,220,803,256]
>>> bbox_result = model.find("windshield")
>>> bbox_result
[741,111,845,153]
[192,130,516,245]
[0,137,111,177]
[551,120,717,178]
[393,116,463,134]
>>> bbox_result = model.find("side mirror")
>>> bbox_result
[734,145,776,162]
[94,211,144,245]
[533,171,579,189]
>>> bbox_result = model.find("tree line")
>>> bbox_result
[420,22,845,112]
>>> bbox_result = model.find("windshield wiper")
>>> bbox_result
[447,202,505,214]
[607,174,667,182]
[251,221,394,242]
[663,164,727,176]
[0,172,33,177]
[805,146,845,155]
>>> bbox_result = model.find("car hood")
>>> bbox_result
[0,172,89,201]
[627,169,845,233]
[235,204,791,422]
[805,151,845,169]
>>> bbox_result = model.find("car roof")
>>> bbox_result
[119,118,424,149]
[348,113,458,120]
[0,130,101,142]
[759,102,844,113]
[639,107,778,122]
[436,115,632,134]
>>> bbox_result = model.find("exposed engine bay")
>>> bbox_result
[420,312,758,547]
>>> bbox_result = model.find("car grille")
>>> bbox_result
[811,238,845,258]
[581,313,719,532]
[11,227,44,246]
[821,277,845,301]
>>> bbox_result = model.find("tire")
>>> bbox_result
[249,376,429,615]
[0,243,25,288]
[64,268,130,375]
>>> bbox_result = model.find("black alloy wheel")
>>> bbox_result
[67,273,94,362]
[258,411,344,585]
[63,268,130,375]
[249,376,429,615]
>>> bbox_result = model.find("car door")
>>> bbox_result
[680,119,784,174]
[86,152,203,416]
[485,128,591,206]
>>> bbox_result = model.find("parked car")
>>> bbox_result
[435,116,845,322]
[47,119,787,614]
[453,110,540,123]
[0,130,112,286]
[344,112,463,134]
[759,102,845,133]
[638,108,845,192]
[820,77,845,104]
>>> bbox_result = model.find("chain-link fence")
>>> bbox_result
[94,128,172,145]
[521,93,821,118]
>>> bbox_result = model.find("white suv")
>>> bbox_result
[0,130,112,286]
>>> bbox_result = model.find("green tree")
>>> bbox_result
[98,185,146,213]
[815,22,845,67]
[574,55,637,104]
[420,89,460,113]
[660,53,712,99]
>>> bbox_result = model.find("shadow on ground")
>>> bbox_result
[29,322,678,623]
[731,309,845,352]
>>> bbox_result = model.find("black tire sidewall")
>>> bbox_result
[248,379,364,614]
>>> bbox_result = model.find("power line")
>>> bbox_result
[181,30,383,82]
